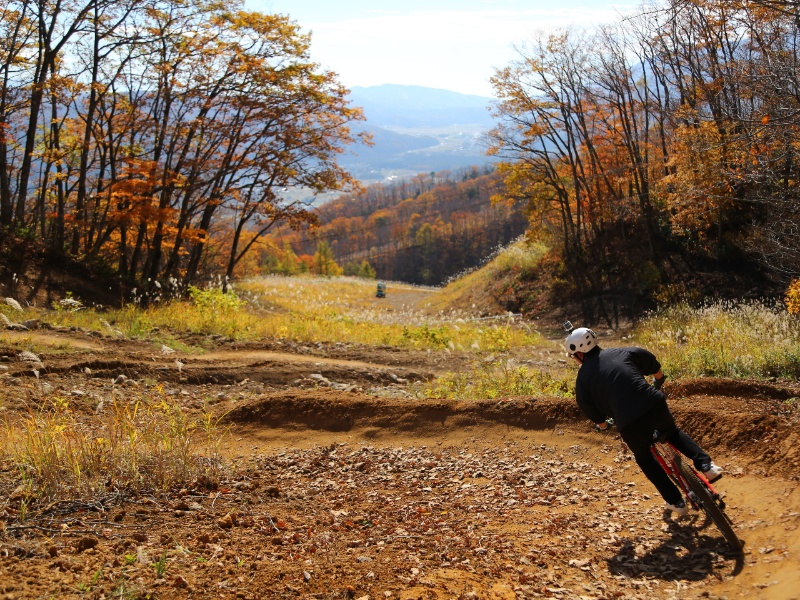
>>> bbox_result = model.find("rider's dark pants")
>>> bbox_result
[619,399,712,506]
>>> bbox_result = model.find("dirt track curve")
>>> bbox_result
[1,327,799,599]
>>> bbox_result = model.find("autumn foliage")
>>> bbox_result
[489,0,800,323]
[785,280,800,316]
[4,0,800,317]
[0,0,364,293]
[261,167,528,286]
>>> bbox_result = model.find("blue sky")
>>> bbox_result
[244,0,639,97]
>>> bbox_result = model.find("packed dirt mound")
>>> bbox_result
[4,328,800,480]
[222,378,800,479]
[667,378,800,479]
[224,391,577,433]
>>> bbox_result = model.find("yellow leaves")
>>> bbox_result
[0,0,365,284]
[51,395,70,412]
[785,279,800,316]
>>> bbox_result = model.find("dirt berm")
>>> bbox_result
[223,378,800,479]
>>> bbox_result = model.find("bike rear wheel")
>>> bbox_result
[675,458,743,551]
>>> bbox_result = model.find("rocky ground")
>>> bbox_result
[1,326,799,600]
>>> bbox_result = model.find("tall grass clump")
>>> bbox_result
[634,300,800,379]
[46,286,262,344]
[186,285,246,338]
[0,394,225,503]
[422,360,574,400]
[122,285,252,340]
[491,239,548,277]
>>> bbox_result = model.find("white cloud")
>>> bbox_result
[252,3,640,96]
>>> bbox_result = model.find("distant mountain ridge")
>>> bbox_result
[341,84,498,181]
[348,84,496,129]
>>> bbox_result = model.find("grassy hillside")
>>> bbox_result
[4,263,800,404]
[429,238,800,381]
[427,238,548,316]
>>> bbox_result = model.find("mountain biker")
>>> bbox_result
[565,326,723,517]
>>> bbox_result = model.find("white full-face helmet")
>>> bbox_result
[565,327,597,357]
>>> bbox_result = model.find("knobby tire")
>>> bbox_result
[675,457,743,551]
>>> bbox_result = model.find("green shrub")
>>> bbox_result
[188,286,244,314]
[402,324,451,348]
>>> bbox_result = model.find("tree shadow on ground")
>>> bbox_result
[606,510,745,582]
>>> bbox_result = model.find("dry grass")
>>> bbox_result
[0,393,225,505]
[237,275,541,352]
[12,276,542,354]
[4,265,800,506]
[634,300,800,379]
[421,359,573,400]
[427,238,548,314]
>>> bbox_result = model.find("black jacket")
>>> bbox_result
[575,346,666,431]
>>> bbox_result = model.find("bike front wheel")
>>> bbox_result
[676,459,743,551]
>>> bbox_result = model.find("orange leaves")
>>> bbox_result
[487,5,800,279]
[261,168,517,283]
[109,159,173,226]
[0,0,368,285]
[657,118,749,244]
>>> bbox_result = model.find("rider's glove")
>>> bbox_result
[653,375,666,390]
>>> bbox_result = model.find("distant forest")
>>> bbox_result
[260,167,528,286]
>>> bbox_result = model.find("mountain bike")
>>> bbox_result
[650,430,743,551]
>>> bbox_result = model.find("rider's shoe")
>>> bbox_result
[665,501,688,517]
[700,462,723,482]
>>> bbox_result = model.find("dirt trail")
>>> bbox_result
[192,350,430,373]
[1,324,799,599]
[218,390,800,600]
[2,329,107,350]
